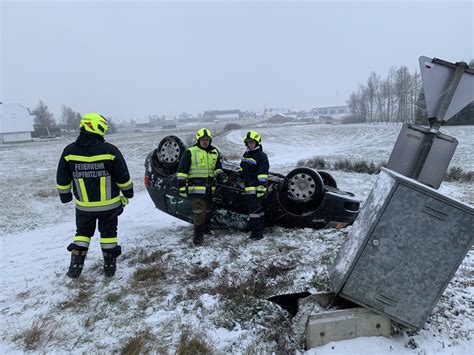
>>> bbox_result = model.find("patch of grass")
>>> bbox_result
[185,285,209,300]
[263,262,297,279]
[122,247,166,266]
[310,272,332,291]
[352,160,369,173]
[34,189,57,198]
[120,329,155,355]
[241,301,297,353]
[298,157,473,181]
[57,288,91,311]
[105,291,123,304]
[277,245,299,254]
[296,157,327,170]
[83,313,106,330]
[296,160,473,181]
[334,159,381,174]
[261,312,295,353]
[228,247,240,261]
[333,158,351,171]
[68,277,94,290]
[176,327,214,355]
[445,166,473,183]
[297,157,385,174]
[212,270,277,329]
[13,315,59,351]
[216,271,270,300]
[136,296,151,311]
[187,264,215,282]
[16,290,31,300]
[135,250,166,265]
[319,252,334,266]
[132,265,166,286]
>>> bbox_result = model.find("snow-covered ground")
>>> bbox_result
[0,123,472,353]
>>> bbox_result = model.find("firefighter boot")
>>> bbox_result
[249,230,264,241]
[102,246,122,277]
[202,213,214,235]
[66,244,88,279]
[193,225,204,246]
[202,224,214,236]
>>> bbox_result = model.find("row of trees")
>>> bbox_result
[348,66,421,124]
[347,60,474,125]
[31,101,116,136]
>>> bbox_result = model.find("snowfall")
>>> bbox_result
[0,123,472,354]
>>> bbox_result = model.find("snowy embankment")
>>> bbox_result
[0,124,472,353]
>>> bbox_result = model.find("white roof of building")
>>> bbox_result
[0,103,34,134]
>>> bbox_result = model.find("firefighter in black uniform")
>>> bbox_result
[56,113,133,278]
[177,128,224,246]
[240,131,269,240]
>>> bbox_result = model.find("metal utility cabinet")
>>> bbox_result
[386,124,458,189]
[330,168,474,329]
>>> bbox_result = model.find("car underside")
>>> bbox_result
[144,135,361,230]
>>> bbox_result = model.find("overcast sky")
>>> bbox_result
[1,0,473,120]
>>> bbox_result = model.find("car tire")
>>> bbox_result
[279,168,325,215]
[318,171,337,188]
[153,135,187,174]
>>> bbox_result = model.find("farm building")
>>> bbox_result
[0,103,34,143]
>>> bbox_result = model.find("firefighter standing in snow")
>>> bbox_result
[56,113,133,278]
[240,131,269,240]
[177,128,224,245]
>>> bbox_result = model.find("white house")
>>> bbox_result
[0,103,34,143]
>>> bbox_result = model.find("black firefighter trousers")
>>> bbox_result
[73,207,123,250]
[246,195,265,237]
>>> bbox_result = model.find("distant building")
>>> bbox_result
[0,103,34,144]
[311,106,350,116]
[135,122,152,129]
[203,110,241,122]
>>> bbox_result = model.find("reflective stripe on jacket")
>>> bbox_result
[177,144,222,196]
[240,145,269,193]
[56,132,133,212]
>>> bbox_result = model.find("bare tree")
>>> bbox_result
[409,70,421,123]
[366,72,378,123]
[61,105,82,132]
[347,86,368,121]
[347,60,470,125]
[394,66,411,123]
[32,100,56,136]
[385,67,397,123]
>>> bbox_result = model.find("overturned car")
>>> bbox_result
[144,135,361,230]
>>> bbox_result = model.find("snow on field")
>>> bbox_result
[0,123,472,353]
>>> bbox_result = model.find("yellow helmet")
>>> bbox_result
[80,113,109,136]
[195,128,212,142]
[244,130,261,145]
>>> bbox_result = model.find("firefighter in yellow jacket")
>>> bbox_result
[56,113,133,278]
[177,128,224,245]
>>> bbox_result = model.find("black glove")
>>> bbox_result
[215,171,228,184]
[59,192,73,204]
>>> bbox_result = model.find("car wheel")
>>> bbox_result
[279,168,325,215]
[317,171,337,188]
[153,135,187,174]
